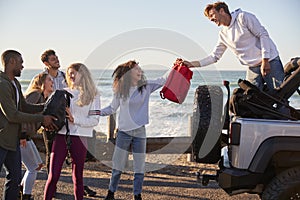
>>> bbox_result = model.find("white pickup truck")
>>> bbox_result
[220,117,300,199]
[191,58,300,200]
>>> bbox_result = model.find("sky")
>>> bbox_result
[0,0,299,71]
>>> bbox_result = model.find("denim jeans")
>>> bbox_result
[20,139,43,195]
[246,56,284,90]
[108,126,146,195]
[0,146,22,200]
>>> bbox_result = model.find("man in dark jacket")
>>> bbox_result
[0,49,56,200]
[27,49,67,174]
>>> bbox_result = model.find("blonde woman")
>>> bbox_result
[43,63,100,200]
[20,73,54,200]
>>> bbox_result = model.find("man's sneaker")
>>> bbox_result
[134,194,142,200]
[84,185,96,197]
[104,190,115,200]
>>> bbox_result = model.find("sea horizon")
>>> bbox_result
[18,69,300,137]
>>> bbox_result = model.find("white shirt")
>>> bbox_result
[58,88,100,137]
[11,80,19,109]
[199,9,279,68]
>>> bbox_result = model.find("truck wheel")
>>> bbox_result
[192,85,223,164]
[262,166,300,200]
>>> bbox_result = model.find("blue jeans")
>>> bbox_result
[246,56,284,90]
[108,126,146,195]
[21,139,43,195]
[0,146,22,200]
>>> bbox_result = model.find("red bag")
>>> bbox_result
[160,60,193,104]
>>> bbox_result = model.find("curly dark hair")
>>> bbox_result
[41,49,56,63]
[112,60,146,100]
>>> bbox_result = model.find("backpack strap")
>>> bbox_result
[64,90,73,165]
[65,117,72,165]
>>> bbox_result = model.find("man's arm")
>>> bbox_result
[183,61,201,68]
[183,37,227,68]
[0,81,44,123]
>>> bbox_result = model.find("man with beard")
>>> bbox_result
[183,1,284,91]
[0,49,56,200]
[27,49,67,174]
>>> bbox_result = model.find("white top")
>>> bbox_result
[199,9,279,68]
[11,80,19,109]
[100,77,166,131]
[58,88,100,137]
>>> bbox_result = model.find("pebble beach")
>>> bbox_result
[0,153,260,200]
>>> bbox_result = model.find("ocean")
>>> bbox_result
[19,69,300,137]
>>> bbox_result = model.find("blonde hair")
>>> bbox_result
[66,63,98,106]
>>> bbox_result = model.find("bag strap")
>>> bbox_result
[65,118,72,165]
[64,91,73,165]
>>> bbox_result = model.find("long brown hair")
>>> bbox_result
[25,73,49,96]
[112,60,146,100]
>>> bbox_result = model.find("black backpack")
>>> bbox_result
[43,89,73,131]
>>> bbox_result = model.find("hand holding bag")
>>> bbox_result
[160,59,193,104]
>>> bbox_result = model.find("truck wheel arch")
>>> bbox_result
[249,136,300,173]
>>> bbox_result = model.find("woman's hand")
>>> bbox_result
[66,107,74,123]
[20,139,27,148]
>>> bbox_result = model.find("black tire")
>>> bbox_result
[192,85,224,164]
[262,166,300,200]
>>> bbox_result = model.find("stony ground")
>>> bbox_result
[0,154,260,200]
